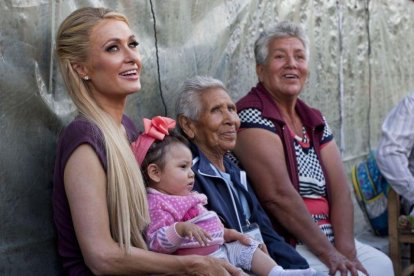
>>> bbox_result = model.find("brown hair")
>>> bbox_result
[141,131,190,185]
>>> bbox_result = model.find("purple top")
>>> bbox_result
[52,115,138,275]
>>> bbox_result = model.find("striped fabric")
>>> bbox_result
[377,91,414,207]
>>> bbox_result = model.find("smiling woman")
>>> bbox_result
[256,37,308,107]
[72,19,142,98]
[184,87,240,169]
[234,20,394,275]
[175,76,312,271]
[52,7,244,276]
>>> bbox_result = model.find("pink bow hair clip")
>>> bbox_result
[131,116,176,165]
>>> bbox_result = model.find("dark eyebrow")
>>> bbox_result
[101,35,136,48]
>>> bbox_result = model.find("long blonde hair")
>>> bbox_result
[55,7,149,251]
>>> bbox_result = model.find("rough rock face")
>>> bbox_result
[0,1,413,274]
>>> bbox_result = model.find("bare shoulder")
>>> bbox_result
[235,128,283,157]
[64,143,106,203]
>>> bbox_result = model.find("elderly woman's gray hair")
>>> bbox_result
[175,76,228,120]
[254,21,310,65]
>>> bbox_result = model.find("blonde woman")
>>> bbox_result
[53,7,244,275]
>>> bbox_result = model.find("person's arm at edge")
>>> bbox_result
[234,128,353,274]
[377,97,414,205]
[64,144,243,275]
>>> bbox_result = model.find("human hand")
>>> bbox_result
[337,244,369,275]
[175,222,212,246]
[347,256,368,276]
[182,255,248,276]
[224,228,269,255]
[223,228,253,246]
[319,248,361,276]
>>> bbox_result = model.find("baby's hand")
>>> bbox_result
[224,228,252,245]
[175,222,212,246]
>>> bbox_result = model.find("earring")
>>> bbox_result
[83,76,90,81]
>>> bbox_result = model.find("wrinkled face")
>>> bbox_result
[191,88,240,156]
[257,37,308,100]
[79,19,142,102]
[155,143,195,196]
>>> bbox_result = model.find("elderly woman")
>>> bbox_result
[175,75,316,273]
[234,21,393,275]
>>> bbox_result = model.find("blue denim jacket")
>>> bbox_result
[190,143,309,269]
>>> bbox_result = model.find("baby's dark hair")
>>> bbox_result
[140,130,190,185]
